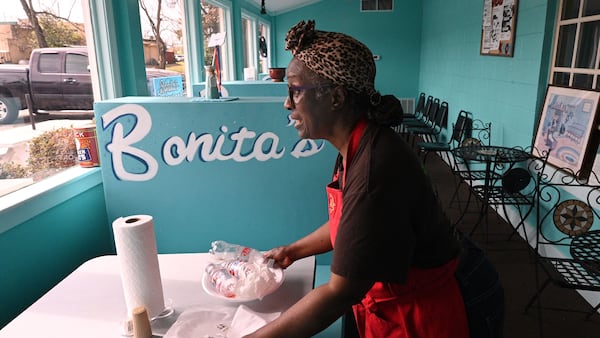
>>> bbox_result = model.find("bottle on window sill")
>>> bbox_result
[204,65,219,99]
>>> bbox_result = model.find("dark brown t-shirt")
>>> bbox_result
[331,124,460,283]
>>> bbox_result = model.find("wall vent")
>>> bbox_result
[399,98,415,115]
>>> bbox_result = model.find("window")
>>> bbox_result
[38,53,62,73]
[258,21,270,75]
[138,0,186,96]
[66,53,89,74]
[241,11,271,80]
[550,0,600,89]
[550,0,600,174]
[361,0,393,11]
[242,14,256,79]
[202,0,233,81]
[0,2,92,198]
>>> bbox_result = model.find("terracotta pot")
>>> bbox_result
[268,68,286,82]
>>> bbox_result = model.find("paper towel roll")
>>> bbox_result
[112,215,165,319]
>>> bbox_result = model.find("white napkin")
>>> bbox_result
[227,305,281,338]
[163,307,234,338]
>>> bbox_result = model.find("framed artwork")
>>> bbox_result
[480,0,518,57]
[533,85,600,179]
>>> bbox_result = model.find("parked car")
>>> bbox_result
[0,47,183,124]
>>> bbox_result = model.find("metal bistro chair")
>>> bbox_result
[451,119,494,183]
[399,95,435,136]
[415,110,472,165]
[402,98,440,145]
[447,119,493,221]
[524,166,600,337]
[406,100,448,145]
[459,146,550,243]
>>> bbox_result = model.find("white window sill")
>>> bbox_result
[0,167,103,234]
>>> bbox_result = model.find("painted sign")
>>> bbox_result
[94,97,335,261]
[149,76,184,97]
[101,103,325,181]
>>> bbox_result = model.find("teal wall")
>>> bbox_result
[418,0,557,147]
[273,0,423,100]
[270,0,556,148]
[0,182,112,328]
[192,80,287,97]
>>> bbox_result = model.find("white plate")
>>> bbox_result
[202,267,284,302]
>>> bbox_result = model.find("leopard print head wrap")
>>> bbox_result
[285,20,377,101]
[285,20,403,127]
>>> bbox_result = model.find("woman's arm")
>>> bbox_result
[265,221,333,269]
[245,272,373,338]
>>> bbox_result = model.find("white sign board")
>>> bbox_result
[208,32,226,47]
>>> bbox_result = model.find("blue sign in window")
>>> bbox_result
[149,76,184,96]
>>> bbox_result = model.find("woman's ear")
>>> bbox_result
[330,86,346,110]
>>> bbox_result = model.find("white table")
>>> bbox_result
[0,253,316,337]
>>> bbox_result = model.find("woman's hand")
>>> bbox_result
[263,246,296,269]
[263,222,333,270]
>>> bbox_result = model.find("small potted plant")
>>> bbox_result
[268,67,286,82]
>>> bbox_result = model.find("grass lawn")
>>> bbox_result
[166,63,184,73]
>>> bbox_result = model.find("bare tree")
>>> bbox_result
[201,3,220,66]
[139,0,168,69]
[34,14,85,48]
[19,0,85,49]
[20,0,48,48]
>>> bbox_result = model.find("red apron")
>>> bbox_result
[326,121,469,338]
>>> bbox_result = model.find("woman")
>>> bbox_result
[246,20,504,338]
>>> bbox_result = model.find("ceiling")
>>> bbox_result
[247,0,322,15]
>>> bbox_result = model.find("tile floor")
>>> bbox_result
[424,150,600,338]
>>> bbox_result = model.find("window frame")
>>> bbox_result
[240,10,271,80]
[257,18,271,75]
[548,0,600,174]
[202,0,234,82]
[0,0,268,210]
[550,0,600,89]
[0,4,97,201]
[241,11,258,79]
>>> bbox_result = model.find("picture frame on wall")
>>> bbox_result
[533,85,600,179]
[480,0,518,57]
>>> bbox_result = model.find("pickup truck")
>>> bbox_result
[0,47,183,124]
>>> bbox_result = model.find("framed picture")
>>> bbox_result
[533,85,600,179]
[480,0,518,57]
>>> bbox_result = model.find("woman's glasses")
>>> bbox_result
[288,84,334,106]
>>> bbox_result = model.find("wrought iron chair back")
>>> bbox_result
[447,119,493,220]
[415,110,472,164]
[458,146,550,241]
[473,119,491,146]
[524,165,600,327]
